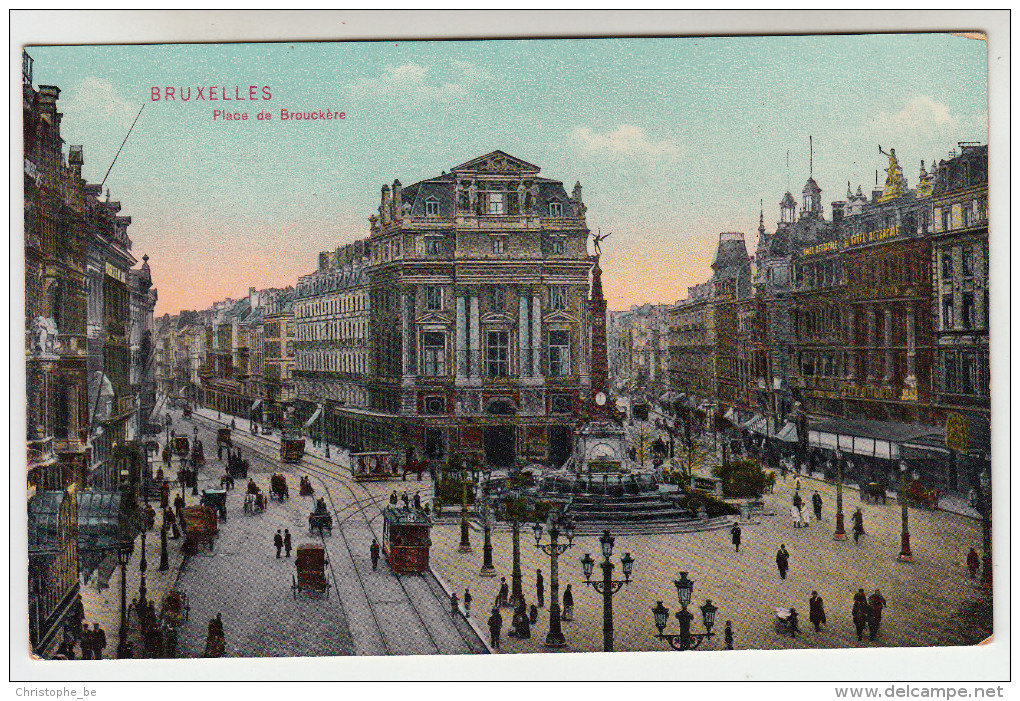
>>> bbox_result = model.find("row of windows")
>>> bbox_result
[936,198,987,233]
[416,329,572,378]
[941,291,987,331]
[296,319,368,342]
[296,294,368,319]
[940,349,990,397]
[423,234,568,257]
[419,285,572,313]
[939,245,983,281]
[295,349,368,374]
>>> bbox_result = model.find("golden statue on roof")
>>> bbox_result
[878,145,907,201]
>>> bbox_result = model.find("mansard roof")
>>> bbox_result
[451,150,541,174]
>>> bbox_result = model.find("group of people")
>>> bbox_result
[484,572,573,650]
[852,589,887,641]
[790,489,824,528]
[273,529,293,558]
[389,490,430,517]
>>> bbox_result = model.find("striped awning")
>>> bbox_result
[743,414,769,436]
[251,399,263,412]
[303,406,323,429]
[776,421,799,443]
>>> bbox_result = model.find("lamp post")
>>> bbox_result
[532,509,575,648]
[580,530,635,652]
[158,521,169,571]
[978,469,992,588]
[458,467,472,553]
[117,539,134,658]
[651,572,718,651]
[190,426,199,496]
[833,448,846,541]
[138,530,148,609]
[897,461,913,562]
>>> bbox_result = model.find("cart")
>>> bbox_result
[292,544,331,599]
[244,491,267,515]
[281,437,305,463]
[308,497,333,536]
[201,489,228,521]
[160,589,190,628]
[227,451,248,479]
[217,428,232,448]
[172,436,190,457]
[270,474,289,502]
[181,505,218,553]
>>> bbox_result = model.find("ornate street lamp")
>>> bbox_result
[479,484,495,577]
[117,539,134,658]
[580,529,635,652]
[651,572,718,651]
[138,530,148,609]
[158,519,169,571]
[458,467,472,553]
[833,448,847,541]
[532,509,575,648]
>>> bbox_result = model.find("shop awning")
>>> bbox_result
[75,491,127,583]
[723,407,737,422]
[808,419,943,461]
[303,406,323,429]
[743,414,769,436]
[250,399,263,413]
[776,421,799,443]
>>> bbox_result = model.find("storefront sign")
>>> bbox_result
[802,225,902,257]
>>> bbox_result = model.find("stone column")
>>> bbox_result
[531,295,542,380]
[519,294,530,377]
[846,307,857,380]
[456,295,466,381]
[883,308,894,385]
[401,291,412,377]
[470,295,481,381]
[905,303,916,384]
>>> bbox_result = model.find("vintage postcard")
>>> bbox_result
[14,10,1007,685]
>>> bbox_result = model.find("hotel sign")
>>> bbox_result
[802,225,902,257]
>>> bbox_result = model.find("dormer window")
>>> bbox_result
[549,202,563,217]
[425,198,439,217]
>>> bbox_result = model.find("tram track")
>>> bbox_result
[188,411,460,656]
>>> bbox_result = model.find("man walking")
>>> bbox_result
[497,577,509,608]
[450,592,460,617]
[852,589,869,641]
[274,530,283,558]
[967,548,980,578]
[867,589,887,641]
[463,588,472,617]
[80,624,94,660]
[776,544,790,580]
[92,624,107,659]
[370,539,380,570]
[284,529,292,557]
[724,620,734,650]
[488,607,503,650]
[812,491,823,520]
[809,591,826,632]
[852,508,865,544]
[731,523,742,552]
[536,569,545,607]
[164,509,180,539]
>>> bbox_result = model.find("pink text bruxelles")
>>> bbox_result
[150,85,272,101]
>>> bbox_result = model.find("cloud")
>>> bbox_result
[345,60,493,106]
[570,124,682,160]
[873,96,959,133]
[63,76,138,130]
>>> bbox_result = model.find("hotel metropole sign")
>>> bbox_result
[802,225,902,258]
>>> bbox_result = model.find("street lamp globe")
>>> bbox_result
[621,551,635,581]
[580,552,596,582]
[118,540,134,566]
[563,519,575,544]
[532,522,544,546]
[652,600,670,634]
[700,599,718,632]
[599,530,615,560]
[674,571,694,607]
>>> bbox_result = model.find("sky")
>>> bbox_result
[26,34,987,316]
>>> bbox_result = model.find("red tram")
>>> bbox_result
[382,506,432,574]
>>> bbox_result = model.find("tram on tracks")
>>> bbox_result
[381,506,432,573]
[351,451,400,482]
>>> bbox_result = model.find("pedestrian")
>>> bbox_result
[562,584,574,621]
[967,548,980,578]
[497,577,509,608]
[787,607,800,638]
[160,482,169,510]
[790,503,801,528]
[284,529,292,557]
[731,522,742,552]
[529,603,538,625]
[389,491,398,506]
[793,491,803,511]
[798,504,810,528]
[217,444,223,461]
[80,624,94,660]
[809,591,826,632]
[413,492,421,511]
[867,589,886,641]
[488,608,503,650]
[92,624,107,659]
[230,418,236,430]
[536,569,545,607]
[401,493,410,511]
[776,544,790,579]
[451,592,460,617]
[370,539,380,570]
[464,588,472,617]
[852,508,865,544]
[852,588,869,641]
[724,620,734,650]
[513,600,531,639]
[164,509,180,538]
[274,529,283,558]
[174,494,185,523]
[812,491,823,520]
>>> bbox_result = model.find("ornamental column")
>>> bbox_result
[905,303,917,385]
[519,294,530,377]
[470,295,481,382]
[883,308,894,385]
[531,295,543,380]
[456,295,467,381]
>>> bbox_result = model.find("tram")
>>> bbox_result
[351,451,400,482]
[381,506,432,574]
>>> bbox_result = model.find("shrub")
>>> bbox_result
[434,477,476,506]
[712,458,768,499]
[680,487,740,518]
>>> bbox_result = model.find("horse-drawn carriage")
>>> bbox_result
[281,436,305,463]
[292,544,330,599]
[181,505,218,553]
[160,589,190,628]
[902,480,939,509]
[270,474,289,502]
[382,506,432,574]
[402,459,430,481]
[308,497,332,536]
[351,451,400,482]
[226,450,248,479]
[299,476,315,496]
[182,406,192,419]
[244,480,267,515]
[860,482,888,504]
[201,489,228,521]
[217,428,232,448]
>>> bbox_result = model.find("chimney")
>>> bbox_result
[872,189,883,202]
[380,184,390,225]
[831,201,845,223]
[68,145,84,177]
[392,179,403,220]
